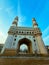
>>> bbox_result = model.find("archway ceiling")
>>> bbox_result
[18,38,31,46]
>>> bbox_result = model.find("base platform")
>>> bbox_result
[0,54,49,65]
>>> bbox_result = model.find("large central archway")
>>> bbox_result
[17,38,33,54]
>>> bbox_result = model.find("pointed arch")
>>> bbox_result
[17,38,33,54]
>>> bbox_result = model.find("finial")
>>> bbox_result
[32,18,36,21]
[32,18,38,28]
[15,16,18,21]
[12,16,18,26]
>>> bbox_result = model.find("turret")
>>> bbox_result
[12,16,18,26]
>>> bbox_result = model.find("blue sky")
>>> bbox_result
[0,0,49,45]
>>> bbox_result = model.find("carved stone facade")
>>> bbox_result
[0,16,49,65]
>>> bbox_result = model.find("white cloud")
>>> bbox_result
[17,0,26,26]
[5,7,14,18]
[0,31,7,44]
[42,26,49,45]
[42,26,49,38]
[5,7,13,13]
[18,15,26,26]
[43,36,49,45]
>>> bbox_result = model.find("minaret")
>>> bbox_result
[1,16,19,55]
[32,18,48,55]
[8,16,18,35]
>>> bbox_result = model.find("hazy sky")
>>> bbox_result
[0,0,49,45]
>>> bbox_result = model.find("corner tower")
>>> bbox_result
[32,18,47,54]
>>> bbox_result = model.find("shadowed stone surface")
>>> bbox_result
[0,56,49,65]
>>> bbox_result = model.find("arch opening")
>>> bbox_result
[17,38,32,54]
[20,44,28,53]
